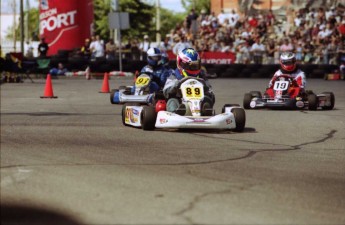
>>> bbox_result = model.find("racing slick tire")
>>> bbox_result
[243,93,253,109]
[141,106,157,131]
[308,93,318,110]
[250,91,262,98]
[221,104,240,113]
[110,89,119,104]
[231,108,246,132]
[321,92,335,110]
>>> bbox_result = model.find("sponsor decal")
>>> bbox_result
[40,0,49,10]
[132,109,139,115]
[159,118,168,124]
[226,119,232,124]
[250,100,256,108]
[192,118,206,122]
[296,101,304,108]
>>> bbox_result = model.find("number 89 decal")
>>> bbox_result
[183,87,203,99]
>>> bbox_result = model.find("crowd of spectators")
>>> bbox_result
[103,4,343,66]
[49,4,345,67]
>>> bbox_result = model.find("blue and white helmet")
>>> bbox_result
[147,47,162,67]
[161,51,169,67]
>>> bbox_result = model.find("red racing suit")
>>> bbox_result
[269,69,306,88]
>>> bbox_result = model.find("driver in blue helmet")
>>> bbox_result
[138,47,172,93]
[163,47,215,115]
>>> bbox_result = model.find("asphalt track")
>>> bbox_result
[1,77,345,225]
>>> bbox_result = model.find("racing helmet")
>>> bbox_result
[280,52,296,72]
[161,51,169,67]
[147,47,162,67]
[177,48,201,77]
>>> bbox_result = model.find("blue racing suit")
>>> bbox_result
[139,65,173,93]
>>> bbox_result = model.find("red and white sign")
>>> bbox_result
[39,0,94,56]
[167,51,236,64]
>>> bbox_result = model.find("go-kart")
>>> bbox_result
[122,77,246,131]
[110,73,153,104]
[243,74,335,110]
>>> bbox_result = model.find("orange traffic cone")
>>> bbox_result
[134,70,139,82]
[40,74,57,98]
[99,72,110,93]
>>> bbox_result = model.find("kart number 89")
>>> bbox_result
[183,87,203,99]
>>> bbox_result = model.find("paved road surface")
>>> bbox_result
[1,77,345,225]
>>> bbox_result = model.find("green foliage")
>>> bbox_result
[181,0,210,14]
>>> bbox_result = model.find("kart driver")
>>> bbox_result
[268,52,306,89]
[163,47,215,115]
[266,52,307,96]
[139,47,173,93]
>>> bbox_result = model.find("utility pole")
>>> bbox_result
[20,0,24,53]
[156,0,161,45]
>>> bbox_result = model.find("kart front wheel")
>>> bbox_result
[141,106,157,131]
[321,92,335,110]
[110,89,119,104]
[308,93,318,110]
[232,108,246,132]
[243,93,252,109]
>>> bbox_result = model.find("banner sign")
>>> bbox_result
[39,0,94,56]
[166,51,236,64]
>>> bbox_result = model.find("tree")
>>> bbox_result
[181,0,210,14]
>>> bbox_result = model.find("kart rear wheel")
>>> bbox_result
[250,91,262,98]
[308,93,318,110]
[243,93,252,109]
[110,89,119,104]
[321,92,335,110]
[232,108,246,132]
[141,106,157,131]
[221,104,240,113]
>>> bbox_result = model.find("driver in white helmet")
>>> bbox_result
[268,52,306,89]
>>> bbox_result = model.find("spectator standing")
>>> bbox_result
[139,35,151,60]
[38,37,49,57]
[251,38,265,64]
[90,35,105,59]
[80,38,91,59]
[105,39,116,60]
[172,35,191,55]
[279,38,294,53]
[266,39,276,64]
[186,9,198,35]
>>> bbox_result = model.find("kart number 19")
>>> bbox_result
[184,87,202,98]
[274,81,289,91]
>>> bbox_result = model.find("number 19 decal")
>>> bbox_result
[273,81,289,91]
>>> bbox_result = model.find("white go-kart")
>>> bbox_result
[121,77,246,132]
[110,73,153,104]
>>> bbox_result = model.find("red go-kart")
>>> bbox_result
[243,74,335,110]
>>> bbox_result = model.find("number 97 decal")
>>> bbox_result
[183,87,203,99]
[135,77,150,87]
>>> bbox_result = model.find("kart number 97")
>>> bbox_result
[135,77,150,87]
[183,87,203,99]
[273,81,289,91]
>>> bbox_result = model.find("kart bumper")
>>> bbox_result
[155,111,237,129]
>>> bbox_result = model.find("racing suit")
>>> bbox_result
[137,64,173,93]
[163,68,215,112]
[269,69,306,88]
[266,68,306,98]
